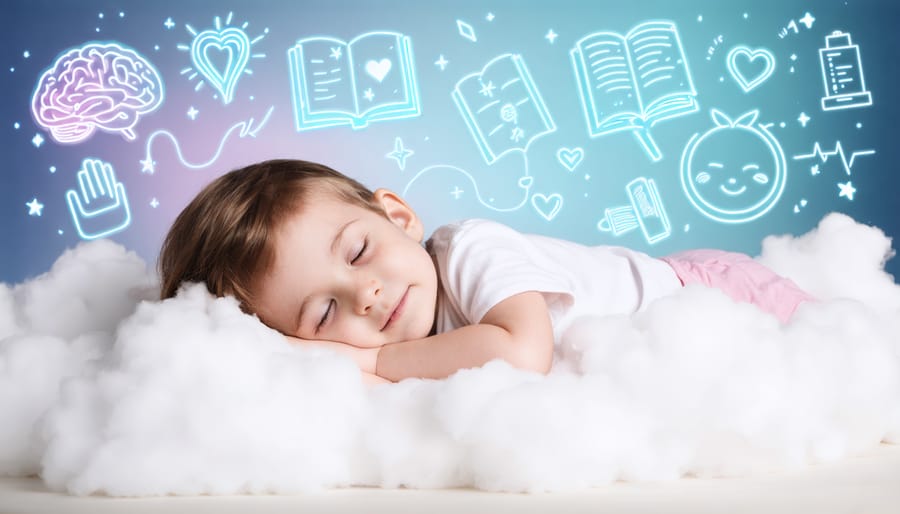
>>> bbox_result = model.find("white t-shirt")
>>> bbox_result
[426,219,683,341]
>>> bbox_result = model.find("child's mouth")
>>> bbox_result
[382,287,409,331]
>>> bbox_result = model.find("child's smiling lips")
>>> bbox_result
[381,287,409,331]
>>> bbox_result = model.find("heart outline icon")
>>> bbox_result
[365,58,392,82]
[556,147,584,172]
[191,27,250,104]
[531,193,563,221]
[726,46,775,93]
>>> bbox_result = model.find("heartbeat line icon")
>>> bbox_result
[792,141,875,175]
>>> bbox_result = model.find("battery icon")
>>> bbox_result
[819,30,873,111]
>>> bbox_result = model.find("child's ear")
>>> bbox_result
[373,189,424,242]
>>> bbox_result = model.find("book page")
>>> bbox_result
[348,32,410,117]
[625,21,696,121]
[454,54,554,163]
[293,38,355,116]
[572,32,642,132]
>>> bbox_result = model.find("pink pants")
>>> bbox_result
[661,250,815,323]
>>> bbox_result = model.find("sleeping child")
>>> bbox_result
[158,159,814,385]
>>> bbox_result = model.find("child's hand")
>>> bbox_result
[285,336,379,375]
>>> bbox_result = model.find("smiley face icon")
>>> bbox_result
[680,109,787,223]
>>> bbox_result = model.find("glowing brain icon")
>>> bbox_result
[31,42,164,144]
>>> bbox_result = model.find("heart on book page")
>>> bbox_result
[365,58,392,82]
[726,46,776,92]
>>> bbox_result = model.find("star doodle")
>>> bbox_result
[164,17,175,29]
[187,106,199,120]
[150,198,160,208]
[385,137,414,171]
[799,12,815,29]
[140,158,155,174]
[545,29,558,44]
[450,186,464,199]
[26,198,44,216]
[798,112,810,127]
[363,88,375,101]
[434,54,448,71]
[838,181,856,200]
[479,80,495,97]
[32,133,44,147]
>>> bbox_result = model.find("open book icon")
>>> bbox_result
[452,54,556,165]
[571,21,698,161]
[287,31,421,131]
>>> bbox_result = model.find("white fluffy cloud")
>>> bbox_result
[1,213,898,496]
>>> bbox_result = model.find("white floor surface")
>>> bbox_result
[2,443,898,514]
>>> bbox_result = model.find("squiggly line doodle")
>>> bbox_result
[141,106,274,173]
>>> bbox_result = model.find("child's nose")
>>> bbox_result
[354,278,381,315]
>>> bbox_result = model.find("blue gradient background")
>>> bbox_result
[3,0,898,285]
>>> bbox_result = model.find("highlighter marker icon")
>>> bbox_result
[819,31,873,111]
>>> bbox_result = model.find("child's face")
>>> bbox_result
[251,189,439,348]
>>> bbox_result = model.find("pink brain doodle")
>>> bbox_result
[31,42,164,144]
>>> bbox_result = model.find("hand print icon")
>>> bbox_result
[680,109,787,223]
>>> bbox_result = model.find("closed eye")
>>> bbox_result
[351,237,368,264]
[316,299,334,333]
[695,172,711,184]
[753,173,769,184]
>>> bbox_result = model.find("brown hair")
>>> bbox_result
[158,159,380,311]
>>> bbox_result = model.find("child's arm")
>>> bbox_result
[375,291,554,381]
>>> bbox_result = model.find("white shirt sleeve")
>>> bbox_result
[429,219,574,325]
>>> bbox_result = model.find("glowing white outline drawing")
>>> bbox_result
[726,46,775,92]
[597,177,671,244]
[385,137,414,170]
[556,147,584,172]
[26,198,44,216]
[837,181,856,200]
[792,141,875,176]
[287,31,421,131]
[570,20,698,162]
[66,158,131,240]
[680,109,787,224]
[457,20,477,42]
[178,12,266,105]
[140,106,273,173]
[531,192,563,221]
[31,41,164,144]
[403,156,533,213]
[819,31,873,111]
[452,53,556,165]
